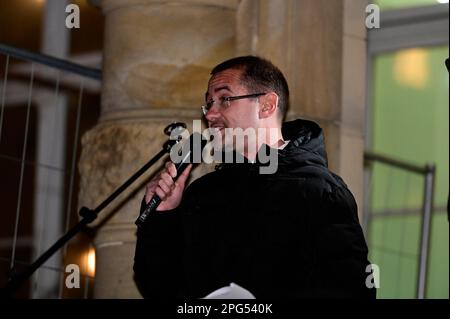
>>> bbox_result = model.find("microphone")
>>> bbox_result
[135,132,206,227]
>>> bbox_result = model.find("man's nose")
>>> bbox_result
[204,104,221,122]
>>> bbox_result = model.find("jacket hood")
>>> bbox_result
[279,119,328,170]
[276,119,344,188]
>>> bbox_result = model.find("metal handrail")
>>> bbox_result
[364,151,429,174]
[0,43,102,80]
[363,151,436,299]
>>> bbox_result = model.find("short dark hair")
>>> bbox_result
[211,56,289,121]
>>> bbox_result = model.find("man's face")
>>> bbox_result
[205,69,259,153]
[204,68,261,149]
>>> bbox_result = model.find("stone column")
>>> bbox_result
[237,0,368,221]
[79,0,238,298]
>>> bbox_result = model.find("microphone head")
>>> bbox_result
[164,122,187,136]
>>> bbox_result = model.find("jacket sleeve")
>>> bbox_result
[133,197,185,298]
[307,183,376,299]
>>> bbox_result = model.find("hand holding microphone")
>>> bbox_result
[144,161,192,212]
[135,132,206,227]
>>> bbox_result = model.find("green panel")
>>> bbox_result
[369,209,448,298]
[369,247,417,298]
[369,215,420,298]
[372,47,449,206]
[398,256,419,298]
[369,45,449,298]
[369,215,420,255]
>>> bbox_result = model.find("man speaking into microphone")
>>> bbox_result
[133,56,376,299]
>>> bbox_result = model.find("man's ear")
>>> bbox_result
[259,92,279,119]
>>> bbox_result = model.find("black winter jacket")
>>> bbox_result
[133,119,376,299]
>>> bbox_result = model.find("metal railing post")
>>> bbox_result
[416,164,435,299]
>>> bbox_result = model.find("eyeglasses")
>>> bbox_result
[201,92,266,116]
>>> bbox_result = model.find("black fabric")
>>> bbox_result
[133,119,376,299]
